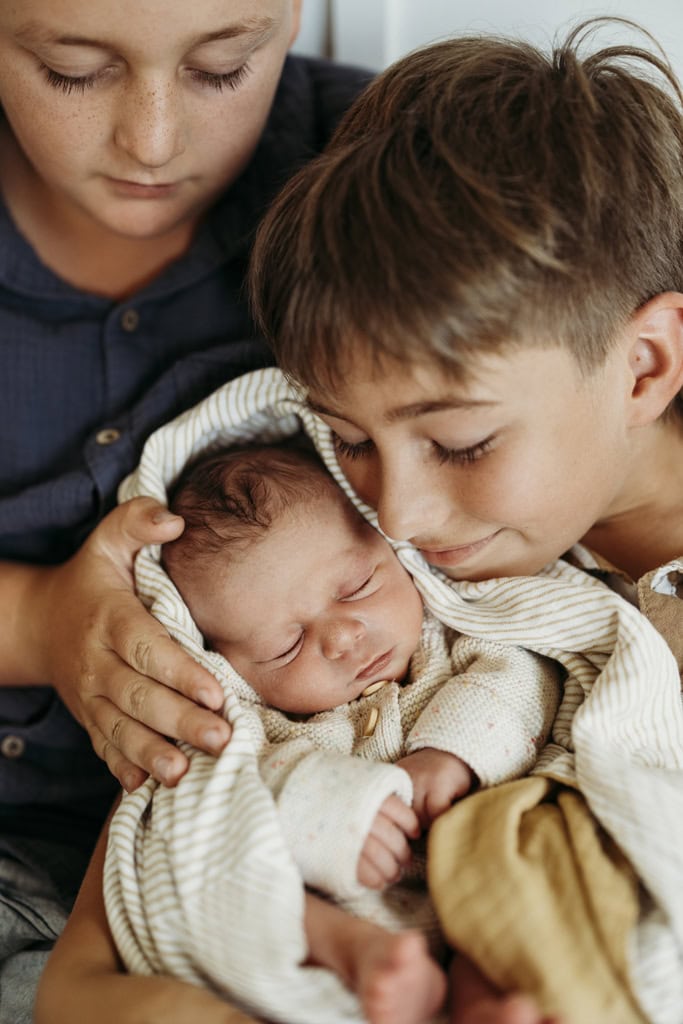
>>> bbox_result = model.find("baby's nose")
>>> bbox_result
[321,617,365,660]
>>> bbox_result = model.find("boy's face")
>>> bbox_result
[307,343,635,580]
[0,0,300,241]
[187,487,424,714]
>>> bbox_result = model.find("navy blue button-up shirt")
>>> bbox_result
[0,55,371,843]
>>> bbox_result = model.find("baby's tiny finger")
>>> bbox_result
[362,835,403,887]
[384,794,421,837]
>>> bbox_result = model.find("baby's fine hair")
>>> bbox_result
[250,18,683,418]
[162,442,333,580]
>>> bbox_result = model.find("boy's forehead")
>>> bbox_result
[5,0,293,40]
[307,355,493,421]
[306,344,587,426]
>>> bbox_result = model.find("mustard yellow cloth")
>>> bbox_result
[428,775,647,1023]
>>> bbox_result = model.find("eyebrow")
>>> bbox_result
[16,17,275,50]
[307,397,497,424]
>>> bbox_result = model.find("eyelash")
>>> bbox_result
[274,633,304,663]
[189,64,252,92]
[271,573,376,662]
[433,436,495,465]
[333,434,495,466]
[343,574,375,600]
[40,62,251,95]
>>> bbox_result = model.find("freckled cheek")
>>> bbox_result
[8,92,102,170]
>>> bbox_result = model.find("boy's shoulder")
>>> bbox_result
[277,53,374,145]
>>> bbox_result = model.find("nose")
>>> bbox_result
[374,460,454,544]
[114,75,185,169]
[321,615,366,660]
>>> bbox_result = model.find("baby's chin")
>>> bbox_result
[353,664,412,702]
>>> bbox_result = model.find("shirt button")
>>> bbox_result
[1,735,25,759]
[121,308,140,332]
[362,706,380,738]
[95,428,121,445]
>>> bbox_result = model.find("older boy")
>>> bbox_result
[249,16,683,1024]
[0,0,370,1020]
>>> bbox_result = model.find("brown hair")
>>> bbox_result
[250,18,683,417]
[161,443,333,583]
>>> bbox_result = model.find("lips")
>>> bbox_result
[108,178,178,198]
[418,530,501,568]
[356,649,393,681]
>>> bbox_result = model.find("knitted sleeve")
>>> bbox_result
[259,737,413,899]
[405,636,562,787]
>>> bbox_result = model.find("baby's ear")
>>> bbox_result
[626,292,683,426]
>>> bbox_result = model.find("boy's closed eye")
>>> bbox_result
[332,430,497,467]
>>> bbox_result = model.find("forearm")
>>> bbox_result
[0,559,50,685]
[35,809,256,1024]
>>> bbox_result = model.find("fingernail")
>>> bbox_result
[152,508,180,525]
[122,771,141,793]
[155,756,178,785]
[202,727,228,755]
[197,688,221,709]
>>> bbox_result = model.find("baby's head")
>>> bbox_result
[162,443,423,714]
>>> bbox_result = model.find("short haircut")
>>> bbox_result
[250,18,683,419]
[161,443,334,583]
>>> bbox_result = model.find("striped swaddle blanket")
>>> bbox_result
[104,367,683,1024]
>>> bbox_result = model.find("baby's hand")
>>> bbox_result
[357,794,420,890]
[397,748,473,829]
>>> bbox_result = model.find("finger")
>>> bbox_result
[357,839,402,888]
[89,726,151,792]
[425,789,454,825]
[90,694,224,786]
[414,800,431,831]
[89,707,190,787]
[94,664,230,752]
[382,794,421,838]
[368,815,412,869]
[93,498,185,566]
[107,611,226,710]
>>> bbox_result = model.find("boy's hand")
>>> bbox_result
[397,749,473,829]
[357,794,420,889]
[21,497,231,791]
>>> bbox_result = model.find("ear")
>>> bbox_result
[625,292,683,427]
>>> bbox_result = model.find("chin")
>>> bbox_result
[442,557,547,582]
[103,211,191,241]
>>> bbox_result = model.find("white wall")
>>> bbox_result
[294,1,683,82]
[291,1,330,58]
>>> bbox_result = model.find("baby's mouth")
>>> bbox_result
[356,649,393,682]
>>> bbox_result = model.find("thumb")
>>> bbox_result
[88,497,184,568]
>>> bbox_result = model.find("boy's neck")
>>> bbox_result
[581,417,683,580]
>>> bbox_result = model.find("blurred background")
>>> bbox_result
[292,0,682,78]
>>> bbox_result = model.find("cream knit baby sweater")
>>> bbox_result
[243,607,558,918]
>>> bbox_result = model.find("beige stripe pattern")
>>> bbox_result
[105,367,683,1023]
